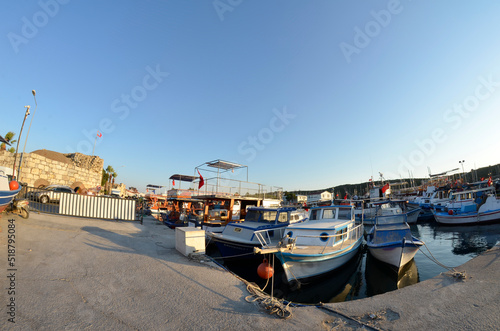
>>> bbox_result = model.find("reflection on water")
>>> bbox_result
[365,253,419,297]
[206,221,500,304]
[271,250,364,304]
[430,223,500,256]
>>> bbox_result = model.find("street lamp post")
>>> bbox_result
[12,105,31,180]
[18,90,37,181]
[459,160,465,182]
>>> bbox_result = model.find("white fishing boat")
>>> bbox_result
[356,200,421,225]
[208,206,308,260]
[408,185,451,219]
[433,190,500,225]
[255,205,363,284]
[366,214,424,269]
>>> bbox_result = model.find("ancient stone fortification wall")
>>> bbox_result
[0,150,103,189]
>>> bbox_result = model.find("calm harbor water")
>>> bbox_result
[207,220,500,304]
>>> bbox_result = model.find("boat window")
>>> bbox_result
[337,208,351,220]
[322,208,336,219]
[245,210,261,222]
[334,228,347,243]
[278,212,288,223]
[310,209,320,220]
[319,232,329,242]
[262,211,277,222]
[244,210,277,222]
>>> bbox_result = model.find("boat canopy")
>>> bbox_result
[195,159,248,180]
[146,184,163,189]
[169,174,199,182]
[205,160,245,171]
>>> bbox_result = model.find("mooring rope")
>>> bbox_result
[245,282,293,319]
[194,252,294,319]
[417,240,467,280]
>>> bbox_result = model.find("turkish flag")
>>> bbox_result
[197,170,204,189]
[488,177,492,186]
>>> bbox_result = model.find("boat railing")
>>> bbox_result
[286,223,363,254]
[254,229,277,247]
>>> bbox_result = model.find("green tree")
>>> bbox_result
[0,132,17,152]
[101,169,109,186]
[284,191,297,202]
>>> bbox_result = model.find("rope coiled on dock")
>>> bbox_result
[245,282,293,319]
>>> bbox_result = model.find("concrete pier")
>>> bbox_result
[1,213,499,330]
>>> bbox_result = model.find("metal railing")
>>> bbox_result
[22,186,137,221]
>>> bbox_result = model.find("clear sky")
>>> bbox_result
[2,1,500,193]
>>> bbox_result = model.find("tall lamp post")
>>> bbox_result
[18,90,37,181]
[12,105,31,180]
[459,160,465,182]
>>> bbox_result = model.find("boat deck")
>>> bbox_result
[257,237,360,256]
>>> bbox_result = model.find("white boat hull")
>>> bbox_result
[278,239,362,282]
[406,208,421,224]
[433,212,478,224]
[368,240,422,269]
[434,196,500,225]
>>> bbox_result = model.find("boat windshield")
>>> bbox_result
[245,210,278,223]
[337,208,352,220]
[376,214,406,225]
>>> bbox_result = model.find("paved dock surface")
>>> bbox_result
[1,213,499,330]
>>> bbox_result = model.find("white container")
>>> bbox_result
[175,227,206,256]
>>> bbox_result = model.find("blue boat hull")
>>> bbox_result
[0,187,21,212]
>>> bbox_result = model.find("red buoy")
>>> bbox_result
[9,181,19,191]
[257,258,274,279]
[448,209,454,215]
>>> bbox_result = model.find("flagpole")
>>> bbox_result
[92,133,98,156]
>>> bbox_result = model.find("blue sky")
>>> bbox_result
[2,1,500,193]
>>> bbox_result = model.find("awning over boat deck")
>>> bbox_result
[146,184,164,189]
[167,197,203,202]
[205,160,245,171]
[169,174,199,182]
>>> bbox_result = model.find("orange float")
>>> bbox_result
[257,258,274,279]
[9,181,19,191]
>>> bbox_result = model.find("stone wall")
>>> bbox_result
[0,150,103,189]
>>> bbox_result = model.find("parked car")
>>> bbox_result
[30,185,75,203]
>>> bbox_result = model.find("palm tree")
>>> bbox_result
[0,132,17,152]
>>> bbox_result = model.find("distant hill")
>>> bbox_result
[286,163,500,198]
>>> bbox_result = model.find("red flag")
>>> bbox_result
[97,131,102,138]
[344,194,348,200]
[172,179,175,186]
[197,170,204,189]
[381,183,390,193]
[488,177,492,186]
